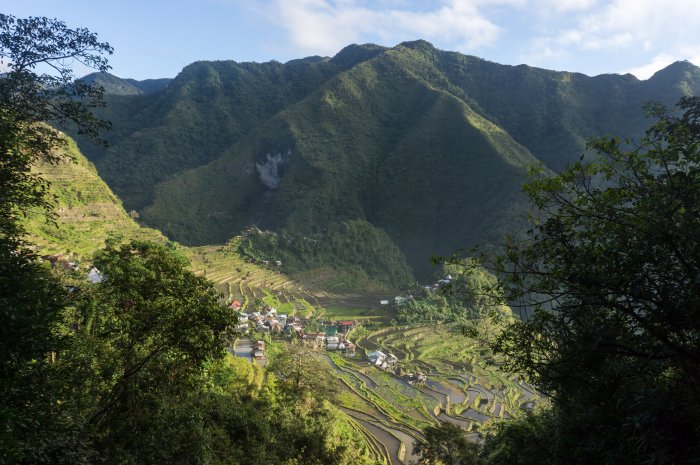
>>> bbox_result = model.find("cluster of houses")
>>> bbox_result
[230,300,357,355]
[253,340,266,360]
[366,350,427,384]
[229,299,435,386]
[233,302,291,334]
[379,274,454,307]
[304,325,357,355]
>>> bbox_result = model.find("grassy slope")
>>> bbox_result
[24,136,165,259]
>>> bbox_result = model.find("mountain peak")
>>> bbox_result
[80,71,171,95]
[649,60,700,82]
[398,39,436,51]
[330,43,386,68]
[80,72,143,95]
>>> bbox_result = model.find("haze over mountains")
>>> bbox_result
[75,40,700,282]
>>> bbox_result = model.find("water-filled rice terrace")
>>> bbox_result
[331,324,540,464]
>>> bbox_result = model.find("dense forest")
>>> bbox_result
[234,222,413,290]
[74,41,700,282]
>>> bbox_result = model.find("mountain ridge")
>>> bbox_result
[81,72,172,95]
[69,41,700,282]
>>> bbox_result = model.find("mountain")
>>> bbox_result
[81,72,171,95]
[123,77,172,94]
[71,41,700,282]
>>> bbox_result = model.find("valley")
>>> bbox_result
[14,37,699,465]
[26,134,529,464]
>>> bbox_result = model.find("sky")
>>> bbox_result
[3,0,700,80]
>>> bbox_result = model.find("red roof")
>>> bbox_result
[230,300,242,308]
[339,321,354,326]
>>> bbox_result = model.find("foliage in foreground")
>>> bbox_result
[0,12,112,462]
[2,241,231,463]
[413,423,482,465]
[4,238,378,465]
[442,98,700,465]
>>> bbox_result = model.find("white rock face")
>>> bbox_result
[256,148,292,189]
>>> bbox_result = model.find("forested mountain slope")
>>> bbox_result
[74,41,700,281]
[81,71,172,96]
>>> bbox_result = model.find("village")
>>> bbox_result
[229,301,432,386]
[229,299,358,361]
[228,272,456,383]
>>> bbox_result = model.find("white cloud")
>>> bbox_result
[265,0,515,56]
[535,0,598,12]
[521,0,700,73]
[623,53,676,79]
[231,0,700,77]
[623,46,700,79]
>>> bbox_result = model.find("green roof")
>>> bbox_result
[325,326,338,336]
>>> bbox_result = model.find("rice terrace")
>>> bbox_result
[326,325,540,464]
[205,242,542,464]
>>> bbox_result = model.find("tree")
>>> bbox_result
[479,410,556,465]
[0,14,112,463]
[267,341,339,402]
[62,240,234,462]
[413,423,483,465]
[442,262,508,320]
[396,262,511,326]
[479,97,700,464]
[0,13,113,376]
